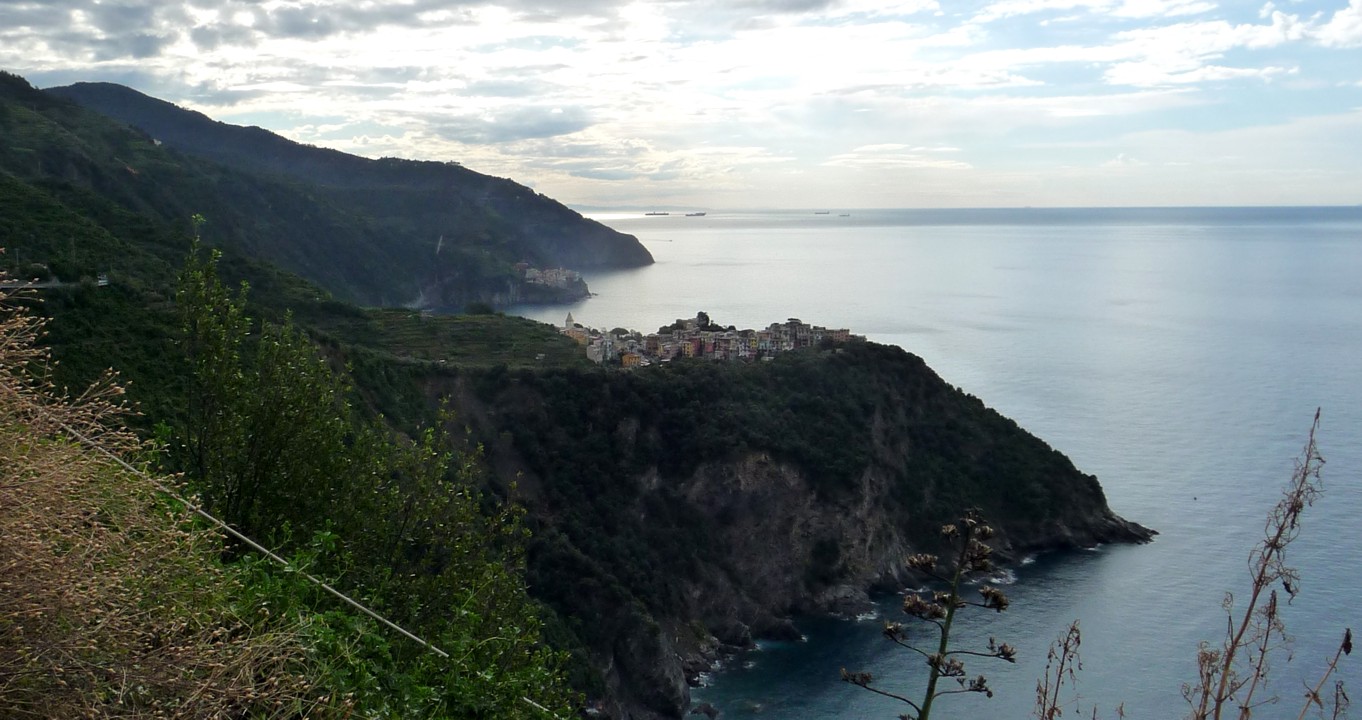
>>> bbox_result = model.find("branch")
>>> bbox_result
[1294,628,1352,720]
[944,649,1011,661]
[888,637,934,660]
[842,676,924,716]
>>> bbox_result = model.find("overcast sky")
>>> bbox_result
[4,0,1361,208]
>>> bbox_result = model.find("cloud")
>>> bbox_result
[461,77,562,98]
[1104,61,1295,85]
[0,0,625,62]
[1102,152,1147,166]
[973,0,1216,23]
[430,106,594,143]
[733,0,840,12]
[188,23,258,51]
[0,0,183,61]
[2,0,1358,208]
[958,10,1313,89]
[823,146,973,170]
[1314,0,1362,47]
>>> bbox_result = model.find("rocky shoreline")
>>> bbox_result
[673,513,1155,706]
[595,489,1155,720]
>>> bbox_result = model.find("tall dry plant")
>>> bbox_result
[0,276,325,718]
[842,508,1016,720]
[1035,411,1351,720]
[1184,410,1351,720]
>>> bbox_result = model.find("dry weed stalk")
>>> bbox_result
[842,509,1016,720]
[1182,410,1351,720]
[1035,621,1082,720]
[0,278,324,717]
[1034,411,1349,720]
[1033,620,1125,720]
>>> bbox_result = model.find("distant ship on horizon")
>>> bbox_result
[645,211,670,216]
[813,211,830,215]
[685,212,707,217]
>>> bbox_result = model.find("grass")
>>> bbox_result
[0,289,325,718]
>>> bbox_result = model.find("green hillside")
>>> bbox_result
[1,68,1153,719]
[47,80,653,301]
[2,71,650,310]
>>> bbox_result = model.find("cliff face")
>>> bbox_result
[447,342,1153,719]
[594,456,1147,719]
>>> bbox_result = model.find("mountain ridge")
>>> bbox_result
[20,76,650,308]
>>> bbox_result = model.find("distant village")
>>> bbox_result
[515,263,582,289]
[560,311,865,367]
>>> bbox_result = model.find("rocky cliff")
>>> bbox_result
[443,341,1153,719]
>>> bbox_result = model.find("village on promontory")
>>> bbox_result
[560,311,865,367]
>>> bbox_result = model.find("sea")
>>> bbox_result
[509,208,1362,719]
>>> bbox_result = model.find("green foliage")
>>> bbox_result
[23,77,651,310]
[170,247,578,717]
[479,342,1104,527]
[1,69,1140,712]
[464,342,1117,682]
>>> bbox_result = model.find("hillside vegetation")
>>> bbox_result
[47,79,653,304]
[0,264,577,718]
[2,70,650,310]
[2,68,1153,718]
[440,341,1151,716]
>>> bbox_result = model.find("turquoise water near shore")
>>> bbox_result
[511,208,1362,718]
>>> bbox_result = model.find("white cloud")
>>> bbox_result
[1313,0,1362,47]
[817,151,969,168]
[973,0,1216,23]
[822,0,942,17]
[1102,152,1147,166]
[3,0,1360,207]
[1104,61,1295,86]
[962,11,1312,88]
[1109,0,1218,19]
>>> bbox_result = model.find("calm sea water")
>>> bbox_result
[511,208,1362,719]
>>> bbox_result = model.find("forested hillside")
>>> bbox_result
[49,81,653,275]
[1,71,650,309]
[2,68,1151,719]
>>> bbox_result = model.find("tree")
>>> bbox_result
[171,240,578,716]
[175,239,349,541]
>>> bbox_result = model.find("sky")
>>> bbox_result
[3,0,1362,209]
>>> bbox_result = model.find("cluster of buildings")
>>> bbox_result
[515,263,581,288]
[561,312,864,367]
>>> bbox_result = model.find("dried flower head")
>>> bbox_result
[988,637,1017,663]
[906,553,938,573]
[840,668,874,687]
[979,585,1010,613]
[903,593,947,620]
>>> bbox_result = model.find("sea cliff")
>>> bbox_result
[2,70,1150,719]
[442,340,1153,719]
